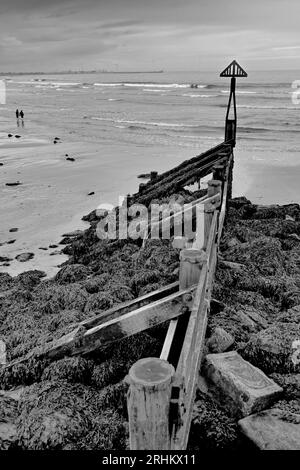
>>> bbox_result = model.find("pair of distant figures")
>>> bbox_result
[16,109,24,128]
[16,109,24,119]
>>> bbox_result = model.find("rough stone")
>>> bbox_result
[206,327,234,353]
[238,408,300,450]
[15,253,34,262]
[242,322,300,373]
[204,351,282,418]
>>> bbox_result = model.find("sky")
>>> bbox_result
[0,0,300,72]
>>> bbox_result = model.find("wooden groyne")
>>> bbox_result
[2,61,251,449]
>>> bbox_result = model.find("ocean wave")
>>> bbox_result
[94,82,207,89]
[182,93,219,98]
[237,105,299,110]
[91,117,199,128]
[221,90,257,94]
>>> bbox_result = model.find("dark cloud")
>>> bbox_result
[0,0,299,71]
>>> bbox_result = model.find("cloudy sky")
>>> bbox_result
[1,0,300,72]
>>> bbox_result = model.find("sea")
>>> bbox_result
[0,69,300,275]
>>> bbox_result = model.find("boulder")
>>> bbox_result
[15,253,34,263]
[206,327,234,353]
[203,351,282,418]
[238,407,300,450]
[242,322,300,373]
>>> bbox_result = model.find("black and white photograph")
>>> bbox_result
[0,0,299,457]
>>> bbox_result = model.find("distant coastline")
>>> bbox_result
[0,70,164,76]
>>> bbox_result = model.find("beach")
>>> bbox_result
[1,70,300,276]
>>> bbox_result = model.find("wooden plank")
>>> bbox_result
[80,281,180,329]
[176,300,209,450]
[170,210,219,450]
[143,193,220,242]
[133,142,231,201]
[160,320,178,361]
[42,286,197,361]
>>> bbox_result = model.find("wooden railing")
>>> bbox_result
[126,154,232,450]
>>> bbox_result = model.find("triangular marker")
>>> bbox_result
[220,60,248,77]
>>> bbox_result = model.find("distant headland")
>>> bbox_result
[0,70,164,76]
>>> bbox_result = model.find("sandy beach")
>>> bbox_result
[0,135,196,276]
[1,72,299,276]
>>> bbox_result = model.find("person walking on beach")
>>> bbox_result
[20,110,24,119]
[16,109,19,119]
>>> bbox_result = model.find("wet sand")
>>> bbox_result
[0,137,195,277]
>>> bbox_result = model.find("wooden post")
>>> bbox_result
[127,357,175,450]
[179,248,205,289]
[207,179,222,198]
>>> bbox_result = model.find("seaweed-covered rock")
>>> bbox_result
[188,391,242,450]
[242,322,300,373]
[16,380,127,450]
[63,410,128,450]
[0,396,19,449]
[206,327,234,353]
[269,373,300,400]
[41,357,94,384]
[0,357,48,390]
[55,264,91,284]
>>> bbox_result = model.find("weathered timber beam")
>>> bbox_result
[80,281,180,330]
[171,209,219,449]
[41,286,197,361]
[143,193,221,243]
[135,155,229,205]
[133,142,232,199]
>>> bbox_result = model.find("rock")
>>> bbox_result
[285,215,295,221]
[6,182,22,186]
[227,237,240,248]
[238,408,300,450]
[54,137,60,141]
[0,257,12,263]
[288,233,300,242]
[55,264,91,284]
[87,191,95,196]
[0,387,25,402]
[53,140,57,144]
[9,228,18,232]
[276,305,300,324]
[49,244,58,249]
[218,260,245,271]
[39,247,48,251]
[0,163,3,166]
[242,322,300,373]
[236,307,268,331]
[66,157,75,161]
[0,396,19,449]
[15,253,34,263]
[8,134,13,138]
[15,135,21,139]
[61,230,84,238]
[203,351,282,418]
[7,239,16,244]
[49,250,61,256]
[206,327,234,353]
[0,422,17,450]
[269,373,300,400]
